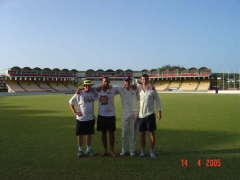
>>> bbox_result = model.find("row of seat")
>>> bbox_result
[154,80,210,91]
[6,79,210,92]
[6,80,78,92]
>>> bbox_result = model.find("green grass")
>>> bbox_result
[0,94,240,180]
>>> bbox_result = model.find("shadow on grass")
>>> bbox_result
[0,105,60,118]
[156,129,240,157]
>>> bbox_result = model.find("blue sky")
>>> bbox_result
[0,0,239,73]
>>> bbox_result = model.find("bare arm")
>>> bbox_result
[154,90,161,120]
[75,88,83,94]
[69,103,82,116]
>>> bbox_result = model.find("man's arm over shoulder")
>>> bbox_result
[111,85,121,95]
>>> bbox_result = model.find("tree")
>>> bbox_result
[158,64,183,70]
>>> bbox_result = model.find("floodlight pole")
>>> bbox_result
[223,69,224,90]
[234,70,235,90]
[228,69,229,90]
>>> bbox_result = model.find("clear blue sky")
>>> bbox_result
[0,0,239,73]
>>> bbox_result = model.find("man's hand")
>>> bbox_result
[96,86,102,92]
[157,111,162,120]
[131,84,137,90]
[150,85,156,90]
[74,112,83,116]
[75,88,83,94]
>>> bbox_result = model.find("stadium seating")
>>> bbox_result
[35,81,55,91]
[149,74,158,77]
[18,80,45,92]
[6,80,26,92]
[9,72,17,76]
[201,72,210,76]
[30,73,38,76]
[162,74,169,77]
[154,80,169,91]
[48,81,73,92]
[168,80,180,90]
[64,83,78,90]
[179,80,198,90]
[190,73,198,76]
[198,80,210,90]
[3,67,212,93]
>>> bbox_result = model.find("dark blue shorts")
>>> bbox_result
[138,113,157,132]
[76,119,95,135]
[97,115,116,132]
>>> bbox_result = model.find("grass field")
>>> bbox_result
[0,93,240,180]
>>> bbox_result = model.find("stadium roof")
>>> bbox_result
[4,66,211,73]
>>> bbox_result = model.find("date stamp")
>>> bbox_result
[181,159,221,167]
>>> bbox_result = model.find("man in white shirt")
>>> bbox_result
[138,74,162,158]
[96,77,119,157]
[69,80,97,158]
[117,76,139,156]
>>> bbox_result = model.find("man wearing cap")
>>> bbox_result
[117,76,139,156]
[69,80,97,158]
[137,74,162,158]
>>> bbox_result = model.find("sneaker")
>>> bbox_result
[85,149,95,156]
[139,153,145,157]
[78,150,84,158]
[150,153,156,158]
[130,151,135,156]
[120,150,126,156]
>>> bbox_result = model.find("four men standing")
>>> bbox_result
[69,74,162,158]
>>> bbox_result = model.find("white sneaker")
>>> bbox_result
[120,150,126,156]
[139,153,145,157]
[78,150,84,158]
[150,153,156,158]
[130,152,135,156]
[85,149,95,156]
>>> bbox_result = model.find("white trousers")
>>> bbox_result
[121,111,139,152]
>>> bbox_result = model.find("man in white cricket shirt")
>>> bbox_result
[69,80,97,158]
[138,74,162,158]
[117,76,139,156]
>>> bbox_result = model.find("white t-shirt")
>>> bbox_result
[69,90,97,121]
[138,85,161,118]
[116,86,139,112]
[94,86,119,116]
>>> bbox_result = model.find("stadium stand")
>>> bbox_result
[1,66,213,93]
[168,80,181,90]
[154,80,169,91]
[18,80,45,92]
[48,81,73,92]
[198,80,210,90]
[6,80,26,92]
[35,80,55,92]
[62,82,78,91]
[179,80,198,90]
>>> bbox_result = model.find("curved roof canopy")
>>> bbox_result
[32,67,42,71]
[70,69,78,73]
[42,68,52,72]
[11,66,21,71]
[61,68,69,72]
[22,67,31,71]
[52,68,60,72]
